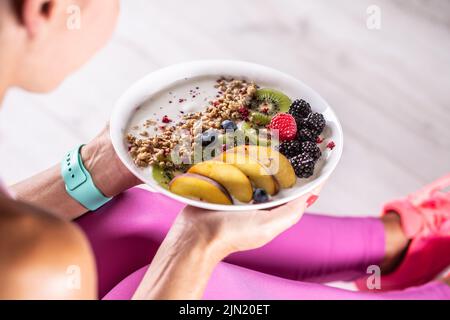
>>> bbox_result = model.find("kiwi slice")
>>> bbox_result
[250,112,272,127]
[152,166,173,189]
[241,122,271,147]
[251,88,292,115]
[241,121,254,132]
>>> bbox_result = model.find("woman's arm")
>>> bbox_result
[133,222,222,299]
[133,194,315,300]
[10,126,140,220]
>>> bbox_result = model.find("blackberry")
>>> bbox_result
[297,128,316,142]
[279,140,302,158]
[290,153,316,179]
[289,99,312,119]
[304,113,326,136]
[301,141,322,161]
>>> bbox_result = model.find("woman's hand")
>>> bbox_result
[174,191,320,260]
[134,190,321,300]
[81,125,141,198]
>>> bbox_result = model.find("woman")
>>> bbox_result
[0,0,449,300]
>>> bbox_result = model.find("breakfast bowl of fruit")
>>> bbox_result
[110,60,343,211]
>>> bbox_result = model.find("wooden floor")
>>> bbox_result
[1,0,449,217]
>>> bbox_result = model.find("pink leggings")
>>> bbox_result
[76,188,450,300]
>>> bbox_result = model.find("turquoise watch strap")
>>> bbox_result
[61,145,112,211]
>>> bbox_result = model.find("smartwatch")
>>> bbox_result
[61,145,112,211]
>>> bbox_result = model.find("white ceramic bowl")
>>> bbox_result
[110,60,343,211]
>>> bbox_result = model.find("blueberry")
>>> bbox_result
[201,130,218,147]
[253,188,269,204]
[221,120,237,132]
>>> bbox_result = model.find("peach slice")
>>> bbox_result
[188,161,253,203]
[233,145,297,189]
[217,151,279,196]
[169,173,233,205]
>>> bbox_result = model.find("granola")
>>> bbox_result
[127,79,257,169]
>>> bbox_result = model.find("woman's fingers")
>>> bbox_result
[180,182,327,252]
[262,183,325,233]
[261,193,310,234]
[312,182,325,197]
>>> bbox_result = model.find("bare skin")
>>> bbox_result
[133,195,312,299]
[381,212,410,274]
[381,211,450,285]
[0,195,97,299]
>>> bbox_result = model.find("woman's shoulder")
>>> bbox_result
[0,196,97,299]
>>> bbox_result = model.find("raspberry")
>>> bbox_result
[301,141,321,161]
[162,115,172,123]
[289,99,312,119]
[279,140,302,158]
[327,141,336,150]
[268,113,297,142]
[238,107,250,120]
[290,153,315,179]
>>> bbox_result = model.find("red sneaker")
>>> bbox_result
[356,174,450,291]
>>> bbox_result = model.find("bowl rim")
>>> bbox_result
[110,59,344,211]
